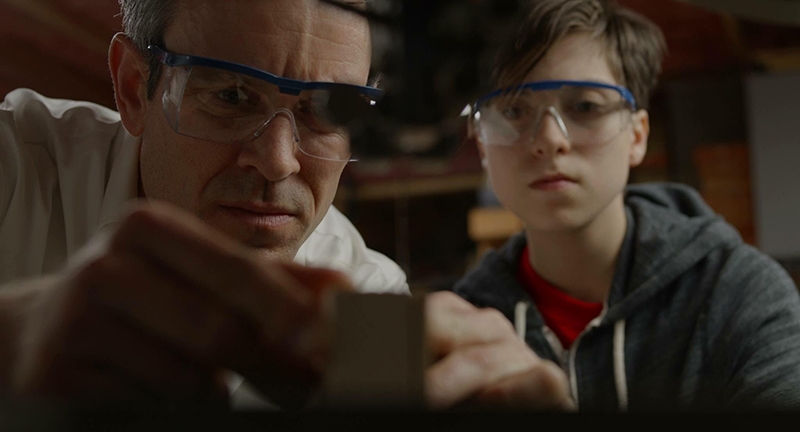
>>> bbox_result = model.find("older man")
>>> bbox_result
[0,0,572,411]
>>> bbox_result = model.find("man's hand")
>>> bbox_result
[1,201,350,408]
[425,291,575,411]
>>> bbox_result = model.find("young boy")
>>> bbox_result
[454,0,800,412]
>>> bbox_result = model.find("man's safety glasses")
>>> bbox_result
[149,45,383,162]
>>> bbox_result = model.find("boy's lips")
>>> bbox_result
[529,173,578,190]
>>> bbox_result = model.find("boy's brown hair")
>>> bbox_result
[490,0,667,110]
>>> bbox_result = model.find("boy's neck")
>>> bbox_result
[524,194,628,304]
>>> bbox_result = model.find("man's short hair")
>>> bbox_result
[118,0,178,99]
[490,0,667,110]
[118,0,372,100]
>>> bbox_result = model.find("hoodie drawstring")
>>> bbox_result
[514,301,628,412]
[613,319,628,412]
[514,301,528,340]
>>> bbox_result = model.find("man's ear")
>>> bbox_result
[629,110,649,168]
[109,33,150,137]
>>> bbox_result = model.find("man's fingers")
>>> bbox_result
[61,364,155,404]
[280,262,354,294]
[83,251,258,368]
[425,340,539,410]
[116,202,310,299]
[474,361,576,412]
[70,310,230,403]
[278,263,355,358]
[111,203,318,345]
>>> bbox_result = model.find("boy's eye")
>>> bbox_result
[573,101,600,113]
[499,103,535,121]
[501,107,522,120]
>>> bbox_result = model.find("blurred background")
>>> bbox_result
[2,0,799,292]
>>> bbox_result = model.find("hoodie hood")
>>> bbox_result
[456,183,744,324]
[603,183,743,322]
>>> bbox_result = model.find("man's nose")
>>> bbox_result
[527,106,572,157]
[236,109,302,181]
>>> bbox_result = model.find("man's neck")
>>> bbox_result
[524,194,627,304]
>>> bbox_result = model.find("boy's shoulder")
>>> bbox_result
[452,233,528,310]
[622,183,796,307]
[625,182,717,219]
[624,182,742,256]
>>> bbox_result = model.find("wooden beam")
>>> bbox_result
[752,48,800,73]
[4,0,108,55]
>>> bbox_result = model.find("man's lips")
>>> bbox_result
[218,202,297,228]
[221,202,296,216]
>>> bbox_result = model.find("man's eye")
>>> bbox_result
[216,88,247,105]
[297,99,339,132]
[299,99,323,116]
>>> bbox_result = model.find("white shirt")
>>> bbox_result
[0,88,407,293]
[0,89,409,407]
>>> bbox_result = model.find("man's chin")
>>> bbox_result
[242,236,301,262]
[226,227,303,260]
[207,220,305,261]
[200,207,307,254]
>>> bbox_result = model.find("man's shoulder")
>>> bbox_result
[0,89,136,197]
[295,206,408,295]
[1,88,127,162]
[0,89,139,282]
[2,88,122,132]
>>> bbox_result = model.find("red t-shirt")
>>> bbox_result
[517,246,604,350]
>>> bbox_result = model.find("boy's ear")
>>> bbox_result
[465,118,489,168]
[109,32,150,137]
[475,137,488,169]
[629,110,649,168]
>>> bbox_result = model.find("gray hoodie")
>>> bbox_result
[452,183,800,412]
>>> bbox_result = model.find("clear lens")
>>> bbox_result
[161,65,367,161]
[476,85,633,147]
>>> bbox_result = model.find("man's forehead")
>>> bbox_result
[177,1,305,36]
[172,0,367,38]
[166,0,371,83]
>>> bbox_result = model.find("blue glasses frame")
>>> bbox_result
[148,45,384,101]
[476,80,637,111]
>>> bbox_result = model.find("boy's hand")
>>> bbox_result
[424,291,575,411]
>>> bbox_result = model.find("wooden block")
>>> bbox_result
[319,293,429,410]
[467,207,524,241]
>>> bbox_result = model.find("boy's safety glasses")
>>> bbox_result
[471,80,637,148]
